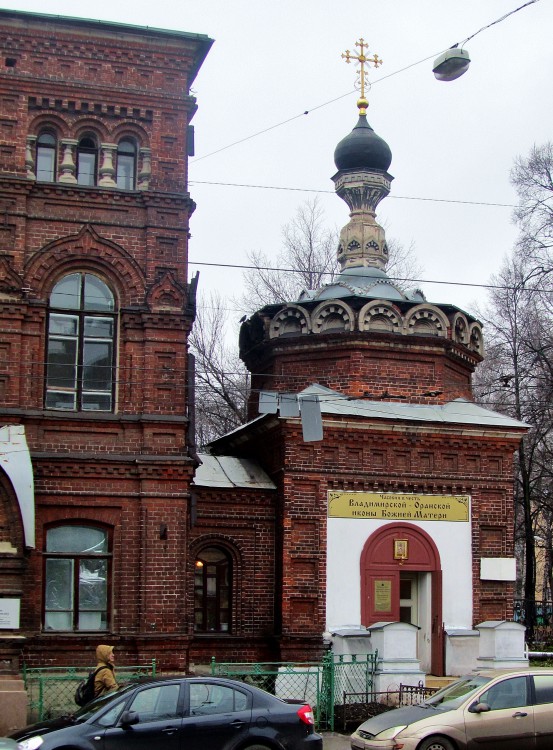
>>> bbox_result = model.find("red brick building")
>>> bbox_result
[0,9,526,682]
[0,9,212,672]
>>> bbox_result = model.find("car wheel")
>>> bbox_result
[245,745,272,750]
[418,737,455,750]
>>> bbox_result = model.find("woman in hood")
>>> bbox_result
[94,644,119,698]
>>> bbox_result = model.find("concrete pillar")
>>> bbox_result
[476,620,528,669]
[368,621,425,693]
[0,676,27,734]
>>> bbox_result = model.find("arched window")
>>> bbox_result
[46,272,116,411]
[194,546,231,633]
[44,525,111,631]
[77,135,98,186]
[36,131,56,182]
[116,138,136,190]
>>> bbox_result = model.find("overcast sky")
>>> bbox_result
[5,0,552,324]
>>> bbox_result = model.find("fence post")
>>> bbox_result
[319,651,335,731]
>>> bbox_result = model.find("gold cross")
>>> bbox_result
[342,38,382,113]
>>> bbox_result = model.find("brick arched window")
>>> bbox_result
[77,135,98,186]
[194,546,231,633]
[44,524,112,631]
[46,272,116,411]
[116,137,137,190]
[36,130,57,182]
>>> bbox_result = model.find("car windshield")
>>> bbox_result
[424,675,491,710]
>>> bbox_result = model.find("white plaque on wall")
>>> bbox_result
[0,598,20,629]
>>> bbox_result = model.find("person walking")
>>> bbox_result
[94,644,119,698]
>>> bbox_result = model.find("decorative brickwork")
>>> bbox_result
[0,10,211,672]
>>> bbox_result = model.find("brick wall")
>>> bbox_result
[0,11,210,672]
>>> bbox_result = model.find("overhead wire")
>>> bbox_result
[190,1,541,165]
[188,179,516,208]
[187,259,553,295]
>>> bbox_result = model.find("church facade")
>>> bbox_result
[194,86,527,675]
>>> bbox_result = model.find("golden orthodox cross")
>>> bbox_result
[341,38,382,113]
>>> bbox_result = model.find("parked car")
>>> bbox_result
[350,668,553,750]
[11,675,322,750]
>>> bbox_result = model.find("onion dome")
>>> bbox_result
[334,111,392,172]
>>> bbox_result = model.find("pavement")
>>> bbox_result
[321,731,351,750]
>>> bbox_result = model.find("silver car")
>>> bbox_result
[350,668,553,750]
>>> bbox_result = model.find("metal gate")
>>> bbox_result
[210,651,378,730]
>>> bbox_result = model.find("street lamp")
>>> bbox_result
[432,47,471,81]
[432,0,538,82]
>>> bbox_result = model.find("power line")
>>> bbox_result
[189,179,515,208]
[191,2,541,165]
[188,259,552,294]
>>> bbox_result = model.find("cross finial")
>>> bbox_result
[341,37,382,115]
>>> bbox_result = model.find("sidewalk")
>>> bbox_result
[321,731,351,750]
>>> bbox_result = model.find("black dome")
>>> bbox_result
[334,114,392,172]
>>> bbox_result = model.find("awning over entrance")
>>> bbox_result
[0,425,35,548]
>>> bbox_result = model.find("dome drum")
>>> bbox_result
[338,220,388,271]
[261,300,484,356]
[333,171,392,214]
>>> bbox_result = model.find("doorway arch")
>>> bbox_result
[360,523,443,675]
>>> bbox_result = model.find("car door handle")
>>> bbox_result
[513,712,528,718]
[230,720,245,729]
[162,728,178,735]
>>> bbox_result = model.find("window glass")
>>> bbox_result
[36,132,56,182]
[83,339,113,391]
[77,137,97,186]
[47,273,115,412]
[479,676,529,710]
[44,558,73,630]
[189,683,246,715]
[84,274,114,312]
[46,335,78,390]
[46,525,107,553]
[51,274,81,309]
[96,697,127,727]
[194,547,231,633]
[44,526,110,632]
[129,685,180,722]
[534,674,553,704]
[116,139,136,190]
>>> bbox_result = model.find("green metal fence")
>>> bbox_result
[211,651,378,731]
[23,660,156,721]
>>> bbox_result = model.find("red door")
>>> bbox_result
[361,523,444,676]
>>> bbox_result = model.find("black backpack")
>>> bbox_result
[74,666,107,707]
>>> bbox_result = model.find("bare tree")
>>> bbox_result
[237,196,424,313]
[511,142,553,266]
[188,291,249,447]
[474,188,553,638]
[191,198,424,445]
[238,197,338,311]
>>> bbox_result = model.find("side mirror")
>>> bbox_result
[120,710,139,727]
[469,701,490,714]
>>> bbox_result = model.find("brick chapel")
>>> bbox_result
[0,10,526,680]
[192,84,528,673]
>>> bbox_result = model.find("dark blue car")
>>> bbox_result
[12,676,323,750]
